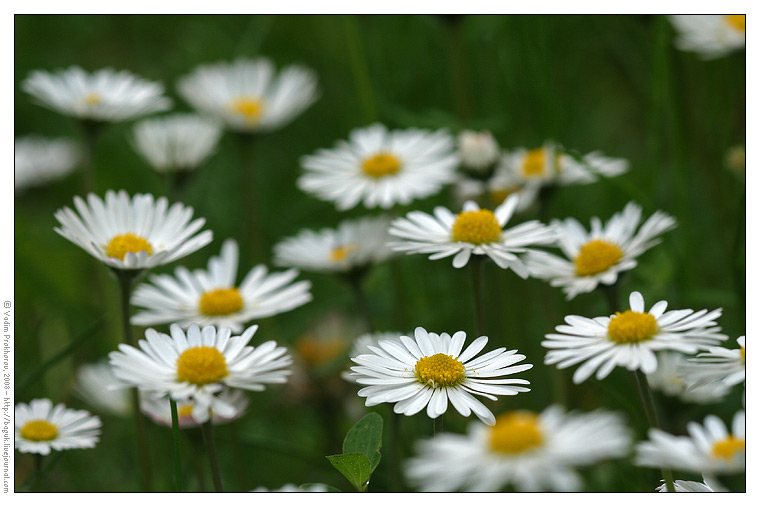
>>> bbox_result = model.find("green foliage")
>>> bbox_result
[325,453,372,492]
[326,412,384,491]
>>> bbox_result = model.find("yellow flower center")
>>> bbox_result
[84,93,102,106]
[725,15,745,32]
[330,244,358,263]
[230,97,264,123]
[20,420,58,442]
[177,403,195,419]
[574,239,623,276]
[740,346,745,361]
[607,310,658,344]
[489,412,543,455]
[176,346,229,385]
[451,209,502,244]
[712,435,745,460]
[199,288,244,316]
[296,334,347,366]
[361,153,401,178]
[106,233,154,261]
[415,353,466,388]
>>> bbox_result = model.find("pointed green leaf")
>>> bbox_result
[343,412,383,473]
[325,453,371,492]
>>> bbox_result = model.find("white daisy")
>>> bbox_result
[273,215,394,274]
[15,136,79,192]
[656,475,727,492]
[452,172,536,214]
[297,123,458,210]
[683,335,745,390]
[543,291,727,384]
[140,389,249,428]
[669,15,745,60]
[341,331,404,383]
[646,352,729,404]
[177,57,319,133]
[252,484,329,492]
[109,323,291,423]
[132,113,222,173]
[405,405,631,492]
[131,239,312,332]
[22,66,171,122]
[525,202,677,299]
[635,410,745,474]
[54,189,213,271]
[15,399,102,455]
[74,361,131,417]
[457,130,500,174]
[350,326,532,425]
[388,194,555,274]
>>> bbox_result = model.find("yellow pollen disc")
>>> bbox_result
[176,346,229,385]
[361,153,401,178]
[451,209,502,245]
[489,412,543,455]
[84,92,102,106]
[296,335,347,366]
[177,404,195,419]
[725,15,745,32]
[415,353,466,388]
[230,97,264,123]
[607,310,658,344]
[199,287,244,316]
[106,233,154,261]
[521,148,548,178]
[489,186,521,206]
[20,420,58,442]
[712,435,745,460]
[574,239,623,276]
[330,244,358,263]
[740,346,745,360]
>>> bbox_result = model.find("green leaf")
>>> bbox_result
[325,453,371,492]
[343,412,383,473]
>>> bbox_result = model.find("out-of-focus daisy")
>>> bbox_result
[389,194,555,274]
[177,57,319,134]
[656,475,727,492]
[405,405,631,492]
[54,190,212,271]
[110,323,291,423]
[646,352,729,404]
[457,130,500,176]
[74,361,131,417]
[684,335,745,390]
[635,410,745,474]
[15,399,102,455]
[140,389,248,428]
[525,202,676,299]
[132,113,222,173]
[350,327,532,425]
[274,215,394,274]
[131,239,311,332]
[724,145,745,180]
[342,331,404,383]
[15,136,79,192]
[22,66,171,122]
[669,15,745,59]
[298,123,458,210]
[252,484,329,492]
[543,291,726,384]
[453,169,536,213]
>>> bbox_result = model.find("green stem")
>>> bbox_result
[201,419,224,492]
[388,410,401,492]
[602,283,621,314]
[469,257,486,336]
[347,272,373,331]
[79,120,103,194]
[170,399,184,492]
[235,133,263,263]
[344,15,378,124]
[634,371,675,493]
[433,416,443,436]
[443,18,472,122]
[31,454,43,492]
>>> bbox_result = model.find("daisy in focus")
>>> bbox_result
[75,361,131,417]
[15,136,79,192]
[22,66,171,122]
[684,335,745,391]
[669,15,745,59]
[341,331,404,383]
[405,405,631,492]
[389,194,555,274]
[273,215,394,274]
[109,323,291,423]
[54,190,212,271]
[132,113,222,174]
[542,291,726,384]
[525,202,676,299]
[635,410,745,474]
[297,123,458,210]
[177,57,319,133]
[15,399,102,455]
[131,239,312,332]
[350,327,532,424]
[140,389,249,428]
[646,352,729,404]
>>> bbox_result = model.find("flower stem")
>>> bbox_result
[79,119,103,193]
[602,282,621,314]
[347,271,373,331]
[388,410,402,492]
[235,132,263,263]
[469,257,486,336]
[344,14,378,124]
[201,419,224,492]
[169,399,184,492]
[634,370,675,492]
[433,415,443,436]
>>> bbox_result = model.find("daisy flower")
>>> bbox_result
[725,145,745,180]
[684,335,745,390]
[177,57,319,133]
[388,194,555,274]
[646,352,729,404]
[341,331,404,383]
[109,323,291,423]
[669,15,745,59]
[54,189,213,271]
[74,361,131,417]
[350,327,532,425]
[22,66,171,122]
[273,215,394,274]
[252,484,329,492]
[15,399,102,455]
[131,239,312,332]
[132,113,222,173]
[297,123,458,210]
[457,130,500,175]
[140,389,248,428]
[15,136,79,192]
[635,410,745,474]
[656,475,727,492]
[405,405,631,492]
[542,291,727,384]
[452,169,536,214]
[525,202,677,299]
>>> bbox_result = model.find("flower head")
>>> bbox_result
[15,136,79,192]
[656,476,727,492]
[683,335,745,390]
[15,399,101,455]
[646,352,729,404]
[140,389,249,428]
[74,361,131,417]
[669,15,745,59]
[457,130,500,174]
